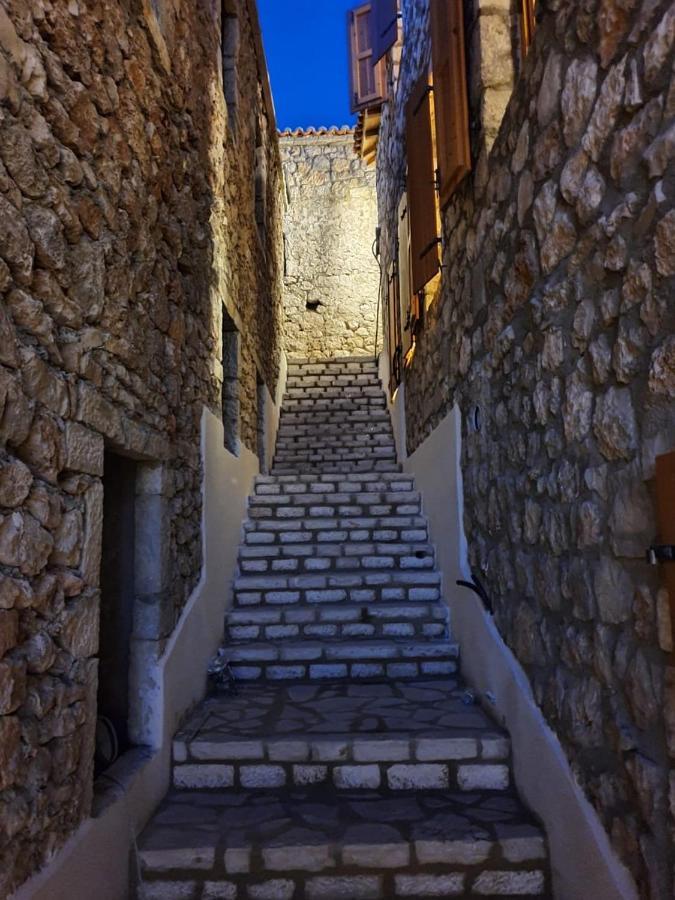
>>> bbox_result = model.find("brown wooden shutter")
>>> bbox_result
[405,71,440,295]
[430,0,471,208]
[371,0,398,64]
[654,451,675,649]
[397,192,413,360]
[348,3,386,113]
[386,258,402,395]
[520,0,536,57]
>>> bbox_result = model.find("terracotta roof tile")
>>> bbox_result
[278,125,355,137]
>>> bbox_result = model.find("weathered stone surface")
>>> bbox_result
[582,56,627,161]
[648,337,675,397]
[0,193,33,284]
[374,1,674,893]
[593,387,638,460]
[561,57,598,146]
[654,209,675,276]
[281,134,379,359]
[0,510,53,576]
[594,557,634,624]
[63,422,103,476]
[0,457,32,507]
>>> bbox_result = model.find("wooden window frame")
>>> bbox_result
[405,70,441,296]
[348,3,387,114]
[430,0,471,209]
[386,256,402,396]
[520,0,536,58]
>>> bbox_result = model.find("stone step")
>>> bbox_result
[232,570,439,603]
[284,384,384,398]
[225,601,449,641]
[249,489,421,508]
[274,438,395,453]
[244,514,427,535]
[236,556,439,587]
[273,448,397,463]
[284,365,380,376]
[286,365,379,378]
[271,461,401,475]
[280,399,387,414]
[225,639,459,682]
[277,411,391,426]
[138,788,548,899]
[171,681,510,794]
[255,472,413,488]
[239,543,440,580]
[276,428,393,441]
[248,497,422,519]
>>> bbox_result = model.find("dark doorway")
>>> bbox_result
[96,451,137,775]
[222,308,240,455]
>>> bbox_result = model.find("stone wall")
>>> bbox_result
[0,0,284,893]
[376,0,675,896]
[281,130,380,359]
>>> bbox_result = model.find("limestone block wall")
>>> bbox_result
[0,0,284,893]
[280,130,380,359]
[376,0,675,896]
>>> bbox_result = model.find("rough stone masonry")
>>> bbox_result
[0,0,284,893]
[280,129,381,359]
[376,0,675,896]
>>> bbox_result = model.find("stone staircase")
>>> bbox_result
[136,358,550,899]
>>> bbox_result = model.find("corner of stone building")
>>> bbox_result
[279,128,382,360]
[0,0,286,894]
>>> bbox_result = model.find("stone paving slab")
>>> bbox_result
[175,682,505,745]
[171,683,511,793]
[138,788,548,898]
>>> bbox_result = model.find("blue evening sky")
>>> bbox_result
[258,0,357,130]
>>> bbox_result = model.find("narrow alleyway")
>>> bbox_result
[136,358,549,898]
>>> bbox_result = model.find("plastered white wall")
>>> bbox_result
[13,406,263,900]
[264,351,287,472]
[378,350,407,463]
[402,402,638,900]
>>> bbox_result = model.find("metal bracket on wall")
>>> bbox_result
[647,545,675,565]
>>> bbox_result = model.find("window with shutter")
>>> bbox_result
[405,71,441,295]
[397,192,413,360]
[348,3,386,113]
[386,258,402,395]
[430,0,471,208]
[371,0,398,64]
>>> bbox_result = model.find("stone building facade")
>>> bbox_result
[0,0,284,894]
[376,0,675,896]
[280,128,380,359]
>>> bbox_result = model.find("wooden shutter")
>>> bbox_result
[405,71,440,295]
[371,0,398,64]
[655,451,675,649]
[348,3,386,113]
[430,0,471,208]
[386,258,402,395]
[397,192,413,360]
[520,0,536,57]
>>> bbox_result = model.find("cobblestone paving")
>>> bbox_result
[176,682,500,742]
